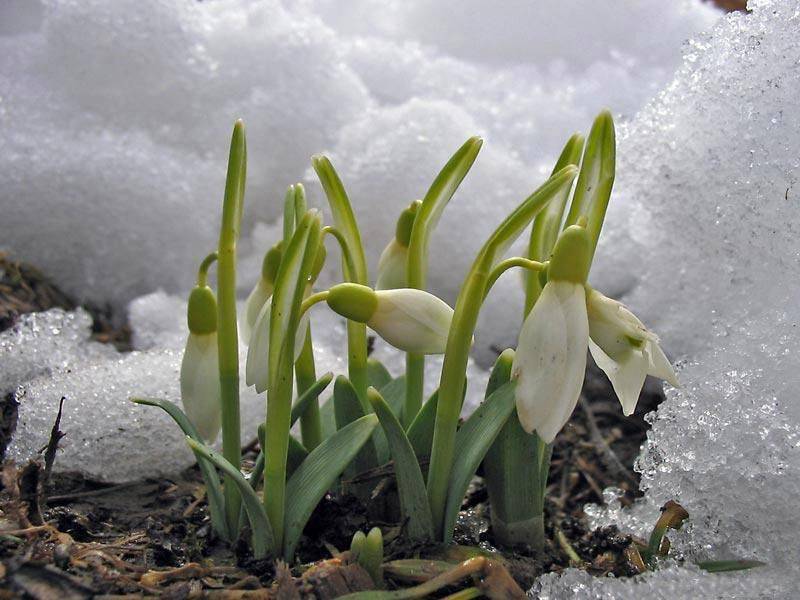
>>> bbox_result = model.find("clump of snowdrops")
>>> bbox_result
[135,110,678,561]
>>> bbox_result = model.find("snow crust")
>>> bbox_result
[4,0,800,597]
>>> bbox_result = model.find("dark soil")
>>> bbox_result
[0,254,665,597]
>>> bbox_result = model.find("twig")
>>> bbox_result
[579,396,637,486]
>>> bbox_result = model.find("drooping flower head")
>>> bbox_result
[326,283,453,354]
[511,225,592,442]
[375,200,421,290]
[180,284,222,442]
[241,242,282,344]
[586,288,678,415]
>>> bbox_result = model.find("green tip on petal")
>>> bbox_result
[187,285,217,335]
[548,225,592,284]
[327,283,378,323]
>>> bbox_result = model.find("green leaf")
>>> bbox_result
[406,136,483,289]
[525,133,585,310]
[312,155,368,284]
[442,381,517,542]
[132,398,229,541]
[283,414,379,560]
[367,358,392,390]
[373,376,406,463]
[319,396,337,439]
[367,388,434,542]
[290,372,334,427]
[334,376,379,477]
[185,437,274,559]
[406,391,438,459]
[697,559,766,573]
[264,211,322,550]
[564,110,615,259]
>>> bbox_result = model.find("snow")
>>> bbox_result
[5,0,800,597]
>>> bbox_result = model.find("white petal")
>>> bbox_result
[241,279,273,344]
[586,288,654,360]
[246,298,271,393]
[589,339,648,416]
[512,281,588,443]
[180,332,221,442]
[646,340,680,387]
[375,239,408,290]
[368,289,452,354]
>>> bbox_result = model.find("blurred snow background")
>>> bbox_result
[4,0,800,596]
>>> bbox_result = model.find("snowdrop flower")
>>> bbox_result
[326,283,453,354]
[180,285,222,442]
[375,200,420,290]
[240,243,282,344]
[586,287,679,415]
[245,295,310,394]
[512,226,591,443]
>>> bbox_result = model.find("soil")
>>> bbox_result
[0,254,666,598]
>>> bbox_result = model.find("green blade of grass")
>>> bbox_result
[367,358,393,390]
[441,381,517,542]
[290,372,334,427]
[132,397,229,541]
[283,414,379,560]
[697,559,766,573]
[185,437,274,559]
[406,391,438,460]
[367,387,434,542]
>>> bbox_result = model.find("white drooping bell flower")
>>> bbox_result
[180,284,222,442]
[375,200,420,290]
[586,287,679,415]
[326,283,453,354]
[245,295,310,394]
[240,243,282,344]
[512,226,591,443]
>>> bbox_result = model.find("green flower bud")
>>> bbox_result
[326,283,379,323]
[548,225,592,284]
[311,240,327,282]
[261,242,283,284]
[395,200,421,247]
[187,285,217,335]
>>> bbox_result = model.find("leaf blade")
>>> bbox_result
[283,414,379,560]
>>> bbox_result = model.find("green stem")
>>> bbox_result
[484,257,547,297]
[264,213,322,554]
[216,120,247,538]
[426,166,578,538]
[295,328,321,450]
[197,252,218,287]
[404,354,424,428]
[322,226,359,283]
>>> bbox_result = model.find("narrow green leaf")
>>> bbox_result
[406,136,483,289]
[311,155,368,284]
[334,376,379,477]
[525,133,585,311]
[264,211,322,550]
[697,559,766,573]
[367,358,393,390]
[257,423,309,480]
[368,388,434,542]
[564,110,615,259]
[283,414,379,560]
[185,437,274,558]
[373,376,406,463]
[482,351,547,548]
[290,372,334,427]
[283,185,296,245]
[319,395,337,439]
[406,391,438,459]
[442,381,517,542]
[132,398,229,541]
